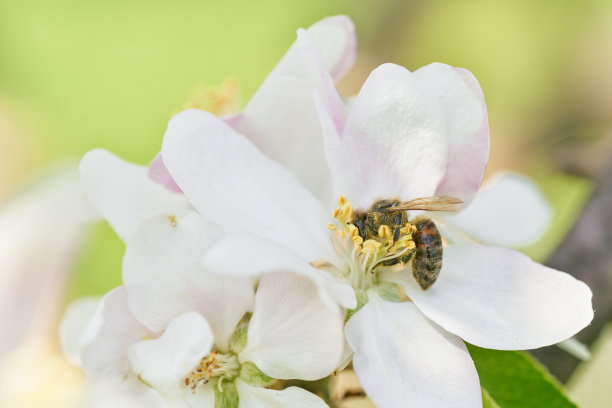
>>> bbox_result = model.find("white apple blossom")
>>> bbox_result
[71,147,356,406]
[156,35,594,408]
[63,268,345,407]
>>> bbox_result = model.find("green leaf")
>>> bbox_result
[467,344,578,408]
[482,388,501,408]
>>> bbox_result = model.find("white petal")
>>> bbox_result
[235,380,328,408]
[80,149,189,241]
[345,296,482,408]
[446,172,553,247]
[128,312,213,397]
[240,271,345,381]
[557,337,591,361]
[236,16,356,202]
[82,380,172,408]
[184,385,215,408]
[307,15,357,81]
[202,233,355,309]
[161,109,333,261]
[413,63,490,205]
[123,210,253,351]
[79,286,151,379]
[59,297,100,366]
[388,245,594,349]
[322,63,448,209]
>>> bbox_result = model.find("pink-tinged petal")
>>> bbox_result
[235,17,355,202]
[79,287,151,380]
[446,172,553,247]
[297,28,348,138]
[387,245,593,350]
[128,312,213,399]
[123,210,253,351]
[80,149,189,241]
[161,109,333,261]
[413,63,490,205]
[240,272,345,381]
[148,154,182,193]
[235,380,329,408]
[345,296,482,408]
[323,63,448,210]
[202,233,355,310]
[307,15,357,82]
[147,114,242,194]
[59,297,100,367]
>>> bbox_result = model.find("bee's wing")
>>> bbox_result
[391,196,464,212]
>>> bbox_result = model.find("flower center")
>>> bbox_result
[182,79,241,116]
[324,196,416,290]
[184,351,240,392]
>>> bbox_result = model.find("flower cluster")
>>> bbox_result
[62,16,593,408]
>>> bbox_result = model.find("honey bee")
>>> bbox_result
[352,196,463,290]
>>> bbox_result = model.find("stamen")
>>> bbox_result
[326,223,336,230]
[168,215,177,228]
[340,202,354,221]
[362,239,382,254]
[184,351,240,393]
[378,225,392,239]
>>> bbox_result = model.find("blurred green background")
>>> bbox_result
[1,0,611,406]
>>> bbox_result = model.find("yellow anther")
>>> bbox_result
[362,239,382,254]
[347,224,359,237]
[326,223,336,230]
[410,225,417,233]
[378,225,392,239]
[400,224,413,235]
[333,208,342,219]
[395,236,415,250]
[341,202,354,221]
[168,215,177,228]
[338,195,348,207]
[352,236,364,246]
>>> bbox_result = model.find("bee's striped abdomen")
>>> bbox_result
[411,217,442,290]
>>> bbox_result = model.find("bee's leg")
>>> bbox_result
[353,218,367,240]
[400,251,414,264]
[393,213,402,242]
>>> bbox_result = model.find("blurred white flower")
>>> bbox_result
[0,166,98,407]
[0,167,97,355]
